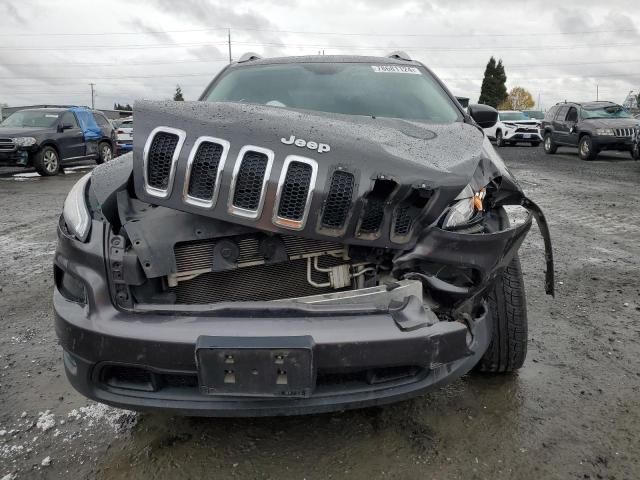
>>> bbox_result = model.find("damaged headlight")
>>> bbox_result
[12,136,37,147]
[62,173,92,242]
[442,184,485,229]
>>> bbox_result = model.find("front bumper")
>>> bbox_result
[592,135,633,151]
[503,128,542,142]
[0,149,30,166]
[54,221,491,416]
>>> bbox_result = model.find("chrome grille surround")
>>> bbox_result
[614,128,633,138]
[142,126,186,199]
[272,155,318,231]
[228,145,274,219]
[182,136,230,209]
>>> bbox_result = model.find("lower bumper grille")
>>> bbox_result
[0,138,15,152]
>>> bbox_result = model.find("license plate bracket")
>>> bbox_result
[196,336,315,398]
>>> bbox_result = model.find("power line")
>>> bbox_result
[3,71,640,82]
[0,26,636,38]
[2,58,640,69]
[2,40,639,52]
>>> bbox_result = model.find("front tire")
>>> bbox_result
[579,135,598,161]
[476,255,528,373]
[543,133,557,154]
[631,144,639,160]
[495,130,505,147]
[97,142,113,164]
[34,146,61,176]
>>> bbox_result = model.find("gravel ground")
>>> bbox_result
[0,145,639,480]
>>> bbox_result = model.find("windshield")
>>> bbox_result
[582,105,633,119]
[523,111,544,119]
[500,111,529,121]
[203,62,460,122]
[0,110,60,128]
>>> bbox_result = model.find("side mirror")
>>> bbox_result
[468,104,499,129]
[62,123,74,130]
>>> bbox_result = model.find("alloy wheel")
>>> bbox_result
[44,150,59,173]
[102,145,113,162]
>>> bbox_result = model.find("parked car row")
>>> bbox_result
[0,107,135,176]
[483,102,640,161]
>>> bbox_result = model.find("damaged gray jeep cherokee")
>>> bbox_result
[54,53,554,416]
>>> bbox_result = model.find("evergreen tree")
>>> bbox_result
[478,57,508,108]
[173,85,184,101]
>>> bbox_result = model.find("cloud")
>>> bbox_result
[1,2,27,24]
[0,0,639,109]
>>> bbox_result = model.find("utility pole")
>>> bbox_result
[228,28,232,63]
[89,83,95,109]
[596,84,599,101]
[537,92,541,109]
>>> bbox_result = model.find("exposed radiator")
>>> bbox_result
[174,235,344,274]
[170,256,346,304]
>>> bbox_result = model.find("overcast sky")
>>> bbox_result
[1,0,639,111]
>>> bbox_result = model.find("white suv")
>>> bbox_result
[484,110,542,147]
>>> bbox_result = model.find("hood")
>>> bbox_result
[582,118,639,129]
[0,126,53,137]
[130,100,499,248]
[503,120,539,126]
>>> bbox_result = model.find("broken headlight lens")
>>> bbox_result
[12,136,37,147]
[62,173,91,242]
[442,184,485,229]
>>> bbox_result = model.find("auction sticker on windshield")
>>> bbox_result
[371,65,421,74]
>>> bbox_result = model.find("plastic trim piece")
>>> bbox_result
[272,155,318,230]
[142,126,187,199]
[228,145,275,219]
[182,136,230,209]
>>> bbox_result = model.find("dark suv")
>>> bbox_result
[541,101,638,160]
[0,107,116,176]
[54,53,554,416]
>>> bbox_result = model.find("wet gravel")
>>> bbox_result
[1,146,639,480]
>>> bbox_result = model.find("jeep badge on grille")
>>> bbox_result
[281,135,330,153]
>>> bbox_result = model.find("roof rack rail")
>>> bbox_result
[386,51,412,61]
[237,52,262,63]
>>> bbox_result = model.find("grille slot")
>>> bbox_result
[393,206,414,236]
[184,137,228,207]
[171,256,346,303]
[614,128,633,137]
[359,178,397,235]
[277,161,313,220]
[392,187,432,239]
[143,127,185,198]
[0,138,15,152]
[360,201,385,233]
[321,170,355,229]
[230,147,273,218]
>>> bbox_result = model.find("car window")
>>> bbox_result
[93,113,111,128]
[555,106,569,120]
[121,120,133,128]
[203,62,461,123]
[566,107,578,122]
[499,112,528,121]
[581,104,633,119]
[60,111,79,128]
[0,110,61,128]
[544,106,558,121]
